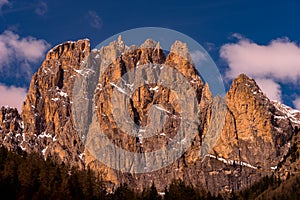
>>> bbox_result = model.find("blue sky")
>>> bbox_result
[0,0,300,110]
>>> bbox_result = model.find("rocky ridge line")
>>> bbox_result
[0,38,299,194]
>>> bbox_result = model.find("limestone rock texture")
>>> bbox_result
[21,39,90,168]
[0,37,299,195]
[0,106,23,151]
[215,74,294,169]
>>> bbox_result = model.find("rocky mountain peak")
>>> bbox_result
[0,38,299,195]
[221,73,296,171]
[140,38,157,49]
[19,39,91,168]
[46,39,90,61]
[226,73,271,125]
[170,40,192,62]
[228,73,263,98]
[155,41,161,51]
[117,35,123,43]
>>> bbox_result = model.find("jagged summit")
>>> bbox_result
[155,41,161,51]
[50,38,90,49]
[229,73,263,94]
[47,39,90,59]
[170,40,192,62]
[117,35,122,43]
[140,38,157,49]
[227,73,269,108]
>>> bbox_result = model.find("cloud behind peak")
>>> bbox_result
[0,84,27,111]
[220,35,300,83]
[220,34,300,108]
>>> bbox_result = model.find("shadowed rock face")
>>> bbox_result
[0,107,23,151]
[0,38,299,195]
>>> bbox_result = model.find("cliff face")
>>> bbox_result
[20,39,90,168]
[215,74,294,169]
[0,38,299,194]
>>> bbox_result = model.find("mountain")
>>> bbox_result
[0,37,299,196]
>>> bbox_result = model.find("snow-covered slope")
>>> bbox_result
[272,100,300,126]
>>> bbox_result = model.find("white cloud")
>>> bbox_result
[293,97,300,110]
[0,0,9,12]
[0,84,27,111]
[255,78,282,102]
[87,10,103,29]
[0,30,50,70]
[35,1,48,16]
[220,36,300,82]
[231,33,244,40]
[191,50,208,65]
[220,34,300,102]
[0,31,49,110]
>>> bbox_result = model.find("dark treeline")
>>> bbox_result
[0,146,299,200]
[237,173,300,200]
[0,146,106,199]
